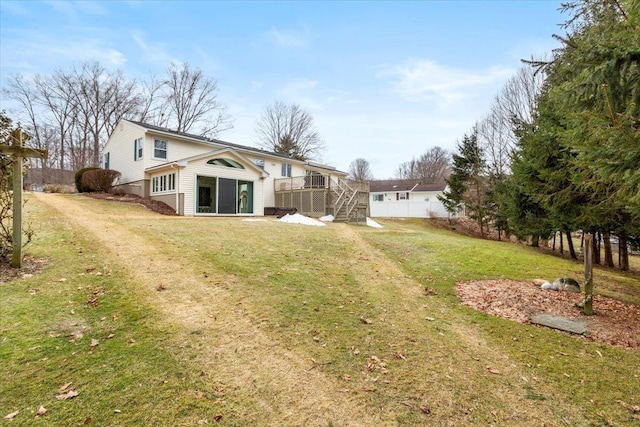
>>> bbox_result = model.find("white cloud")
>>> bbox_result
[43,0,107,19]
[0,0,30,16]
[132,32,177,65]
[264,26,308,48]
[279,78,322,110]
[379,59,513,107]
[1,32,127,71]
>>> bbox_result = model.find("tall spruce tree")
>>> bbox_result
[438,127,490,236]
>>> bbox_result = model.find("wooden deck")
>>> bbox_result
[274,176,370,221]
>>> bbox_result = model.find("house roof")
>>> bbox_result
[126,119,302,163]
[145,147,270,178]
[369,179,446,193]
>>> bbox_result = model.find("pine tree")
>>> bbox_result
[438,127,490,236]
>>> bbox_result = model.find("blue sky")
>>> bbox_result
[0,0,565,178]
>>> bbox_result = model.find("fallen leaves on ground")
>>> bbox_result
[37,406,47,416]
[4,411,19,420]
[57,383,79,400]
[0,257,48,284]
[57,388,79,400]
[359,316,373,324]
[618,400,640,413]
[456,280,640,350]
[83,192,177,215]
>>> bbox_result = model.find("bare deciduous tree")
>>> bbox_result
[160,63,232,137]
[477,64,545,175]
[255,101,325,161]
[2,75,56,177]
[65,62,142,167]
[395,146,450,184]
[348,158,374,182]
[2,60,234,177]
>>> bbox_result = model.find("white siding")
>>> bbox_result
[370,191,449,218]
[180,154,264,216]
[103,121,148,184]
[260,157,306,207]
[105,120,347,216]
[146,134,212,165]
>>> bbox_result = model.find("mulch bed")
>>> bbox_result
[0,256,48,283]
[83,193,177,215]
[456,279,640,350]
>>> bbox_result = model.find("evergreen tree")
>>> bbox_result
[529,0,639,267]
[438,127,490,236]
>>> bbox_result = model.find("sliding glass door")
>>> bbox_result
[196,176,253,215]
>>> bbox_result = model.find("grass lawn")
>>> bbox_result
[1,194,639,426]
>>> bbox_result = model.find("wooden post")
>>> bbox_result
[11,129,23,268]
[583,233,594,315]
[1,130,47,268]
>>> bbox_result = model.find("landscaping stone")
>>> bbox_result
[553,277,581,293]
[530,314,588,335]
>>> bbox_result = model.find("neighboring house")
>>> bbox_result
[103,119,368,219]
[369,179,450,218]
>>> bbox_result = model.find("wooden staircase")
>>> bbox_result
[330,178,368,223]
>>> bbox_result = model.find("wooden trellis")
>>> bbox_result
[0,129,48,268]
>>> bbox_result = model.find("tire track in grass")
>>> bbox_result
[36,193,384,426]
[336,225,586,425]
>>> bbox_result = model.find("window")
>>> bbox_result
[103,152,110,169]
[397,192,408,200]
[207,158,244,169]
[134,138,143,160]
[154,139,167,159]
[151,172,175,193]
[281,163,292,177]
[255,158,265,169]
[373,194,384,202]
[196,175,254,215]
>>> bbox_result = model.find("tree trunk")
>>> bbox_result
[566,231,577,260]
[560,232,564,256]
[603,232,614,267]
[552,233,556,250]
[532,235,540,248]
[592,232,599,265]
[583,234,594,316]
[619,232,629,271]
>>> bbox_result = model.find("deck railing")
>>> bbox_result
[274,174,329,192]
[274,175,370,220]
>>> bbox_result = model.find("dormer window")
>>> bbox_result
[207,158,244,169]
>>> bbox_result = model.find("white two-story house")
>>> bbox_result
[103,120,368,219]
